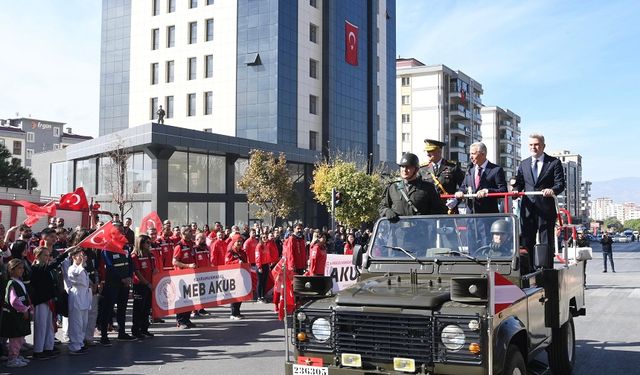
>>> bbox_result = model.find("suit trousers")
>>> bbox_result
[68,306,88,352]
[522,217,555,268]
[33,302,55,353]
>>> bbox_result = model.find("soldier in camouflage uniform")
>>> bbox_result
[419,139,464,213]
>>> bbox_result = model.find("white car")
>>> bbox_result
[614,235,630,243]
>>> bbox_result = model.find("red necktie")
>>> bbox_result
[475,167,482,189]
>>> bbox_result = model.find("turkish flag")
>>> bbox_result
[58,187,89,210]
[15,200,56,227]
[345,20,358,66]
[460,89,466,102]
[271,258,296,320]
[77,221,128,254]
[489,271,526,315]
[139,211,163,234]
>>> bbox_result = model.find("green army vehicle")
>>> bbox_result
[285,213,586,375]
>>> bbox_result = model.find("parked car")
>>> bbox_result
[613,235,630,243]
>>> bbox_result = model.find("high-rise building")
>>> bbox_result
[550,150,582,222]
[100,0,396,164]
[480,106,521,181]
[396,58,482,167]
[580,181,592,222]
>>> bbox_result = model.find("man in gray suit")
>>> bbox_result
[513,133,565,268]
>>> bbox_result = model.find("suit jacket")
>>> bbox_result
[459,161,507,213]
[514,153,566,221]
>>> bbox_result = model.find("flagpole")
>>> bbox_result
[487,271,494,375]
[282,258,290,363]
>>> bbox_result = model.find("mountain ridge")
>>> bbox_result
[589,177,640,203]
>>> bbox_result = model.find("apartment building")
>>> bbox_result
[480,106,521,181]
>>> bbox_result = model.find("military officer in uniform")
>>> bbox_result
[380,152,447,222]
[419,139,464,213]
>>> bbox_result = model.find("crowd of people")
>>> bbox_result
[0,217,368,368]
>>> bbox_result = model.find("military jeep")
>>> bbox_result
[285,213,586,375]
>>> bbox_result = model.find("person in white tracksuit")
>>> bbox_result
[67,248,92,354]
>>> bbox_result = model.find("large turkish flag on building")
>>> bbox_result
[345,20,359,66]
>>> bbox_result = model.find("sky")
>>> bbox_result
[1,0,638,183]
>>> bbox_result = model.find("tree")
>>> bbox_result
[0,143,38,189]
[311,158,385,228]
[237,149,298,225]
[623,219,640,232]
[603,216,623,232]
[100,141,131,219]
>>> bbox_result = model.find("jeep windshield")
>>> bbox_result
[369,214,517,260]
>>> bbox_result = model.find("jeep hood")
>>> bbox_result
[335,275,450,308]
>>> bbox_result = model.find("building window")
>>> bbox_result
[189,22,197,44]
[309,131,318,150]
[401,76,410,86]
[309,59,318,79]
[310,0,317,8]
[150,97,158,120]
[190,0,198,8]
[167,26,175,48]
[166,60,174,82]
[402,132,410,142]
[309,95,318,115]
[204,91,213,115]
[206,18,214,41]
[152,0,160,16]
[309,23,318,43]
[26,149,34,159]
[53,127,60,137]
[167,0,175,13]
[151,28,159,50]
[27,132,35,143]
[207,0,214,5]
[188,57,197,80]
[151,63,159,84]
[187,93,196,116]
[401,95,410,105]
[12,140,21,155]
[53,144,61,150]
[166,96,174,118]
[402,114,410,123]
[205,54,213,78]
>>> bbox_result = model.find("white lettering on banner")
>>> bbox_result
[153,265,252,315]
[324,254,360,292]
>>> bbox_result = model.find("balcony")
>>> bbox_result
[449,104,471,120]
[449,122,469,136]
[450,140,466,153]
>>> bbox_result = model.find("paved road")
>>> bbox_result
[9,241,640,374]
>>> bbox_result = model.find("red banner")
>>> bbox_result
[345,20,359,66]
[152,264,253,317]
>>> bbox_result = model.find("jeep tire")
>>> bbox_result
[548,315,576,374]
[503,344,526,375]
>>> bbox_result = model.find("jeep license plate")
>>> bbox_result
[292,364,329,375]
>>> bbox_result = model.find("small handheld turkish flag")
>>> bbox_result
[77,221,128,254]
[345,20,359,66]
[140,211,163,234]
[16,200,56,227]
[58,187,89,210]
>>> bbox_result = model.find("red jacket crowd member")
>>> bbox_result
[172,226,196,329]
[225,238,247,320]
[158,227,177,271]
[194,232,210,269]
[243,229,258,266]
[209,231,227,266]
[131,235,155,339]
[343,233,356,255]
[306,233,328,276]
[147,227,165,273]
[255,233,277,303]
[283,224,307,274]
[266,233,280,267]
[169,226,181,243]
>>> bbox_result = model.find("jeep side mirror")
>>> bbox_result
[534,244,549,269]
[352,245,363,267]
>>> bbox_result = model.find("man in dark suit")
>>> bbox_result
[455,142,507,213]
[513,133,565,269]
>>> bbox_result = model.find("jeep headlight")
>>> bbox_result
[311,318,331,342]
[441,325,465,351]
